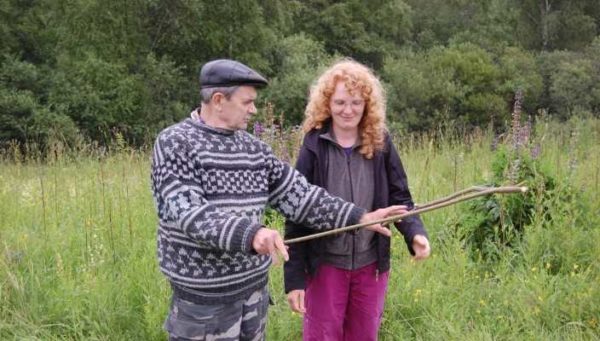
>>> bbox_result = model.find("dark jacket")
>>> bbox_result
[284,123,428,293]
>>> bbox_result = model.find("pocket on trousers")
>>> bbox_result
[165,315,207,340]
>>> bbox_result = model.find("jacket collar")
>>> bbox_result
[302,120,331,153]
[305,120,363,150]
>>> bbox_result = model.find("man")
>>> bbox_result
[151,59,407,340]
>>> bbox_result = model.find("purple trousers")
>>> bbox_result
[303,262,390,341]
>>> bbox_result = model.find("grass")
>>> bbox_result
[0,117,599,340]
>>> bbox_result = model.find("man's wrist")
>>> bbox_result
[246,223,264,253]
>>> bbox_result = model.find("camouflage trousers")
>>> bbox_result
[164,286,270,341]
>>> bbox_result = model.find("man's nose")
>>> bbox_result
[249,103,257,114]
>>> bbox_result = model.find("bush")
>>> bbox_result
[454,144,556,262]
[0,56,78,146]
[383,43,510,131]
[450,99,581,263]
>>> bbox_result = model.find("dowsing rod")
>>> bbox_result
[284,185,528,244]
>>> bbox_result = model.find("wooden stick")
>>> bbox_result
[415,186,487,209]
[284,186,528,244]
[415,181,526,210]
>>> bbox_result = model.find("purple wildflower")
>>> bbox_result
[511,90,523,151]
[253,122,265,138]
[530,144,541,159]
[518,116,532,146]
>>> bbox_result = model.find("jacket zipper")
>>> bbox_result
[347,153,356,270]
[348,147,378,282]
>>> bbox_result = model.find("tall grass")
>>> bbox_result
[1,118,598,340]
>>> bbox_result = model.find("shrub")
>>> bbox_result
[451,92,574,262]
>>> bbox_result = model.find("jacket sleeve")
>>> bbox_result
[284,142,316,293]
[384,135,429,255]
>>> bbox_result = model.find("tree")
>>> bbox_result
[295,0,412,68]
[261,34,332,125]
[0,56,78,144]
[383,43,537,130]
[406,0,479,48]
[195,0,276,73]
[516,0,599,51]
[549,55,595,116]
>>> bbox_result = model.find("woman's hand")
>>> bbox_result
[287,289,306,314]
[360,205,408,237]
[412,234,431,260]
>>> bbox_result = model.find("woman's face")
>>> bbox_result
[329,81,365,132]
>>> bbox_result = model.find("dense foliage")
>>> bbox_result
[1,0,600,146]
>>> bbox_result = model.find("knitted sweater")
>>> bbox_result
[151,118,365,304]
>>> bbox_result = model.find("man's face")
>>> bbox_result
[329,81,365,132]
[218,86,258,131]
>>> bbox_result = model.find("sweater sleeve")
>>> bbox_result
[151,134,261,253]
[385,135,429,255]
[265,144,365,231]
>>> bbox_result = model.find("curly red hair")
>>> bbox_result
[302,59,386,159]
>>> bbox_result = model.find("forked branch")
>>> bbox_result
[284,186,528,244]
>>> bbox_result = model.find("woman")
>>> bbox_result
[284,59,431,341]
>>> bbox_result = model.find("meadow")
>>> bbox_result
[1,117,599,340]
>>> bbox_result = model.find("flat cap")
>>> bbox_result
[199,59,268,89]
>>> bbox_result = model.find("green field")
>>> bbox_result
[1,118,599,340]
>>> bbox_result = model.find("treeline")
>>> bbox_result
[1,0,600,147]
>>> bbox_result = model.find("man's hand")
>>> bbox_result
[412,234,431,260]
[359,205,408,237]
[286,289,306,314]
[252,227,289,265]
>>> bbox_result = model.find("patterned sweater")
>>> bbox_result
[151,118,365,304]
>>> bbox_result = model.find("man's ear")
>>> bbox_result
[211,92,225,110]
